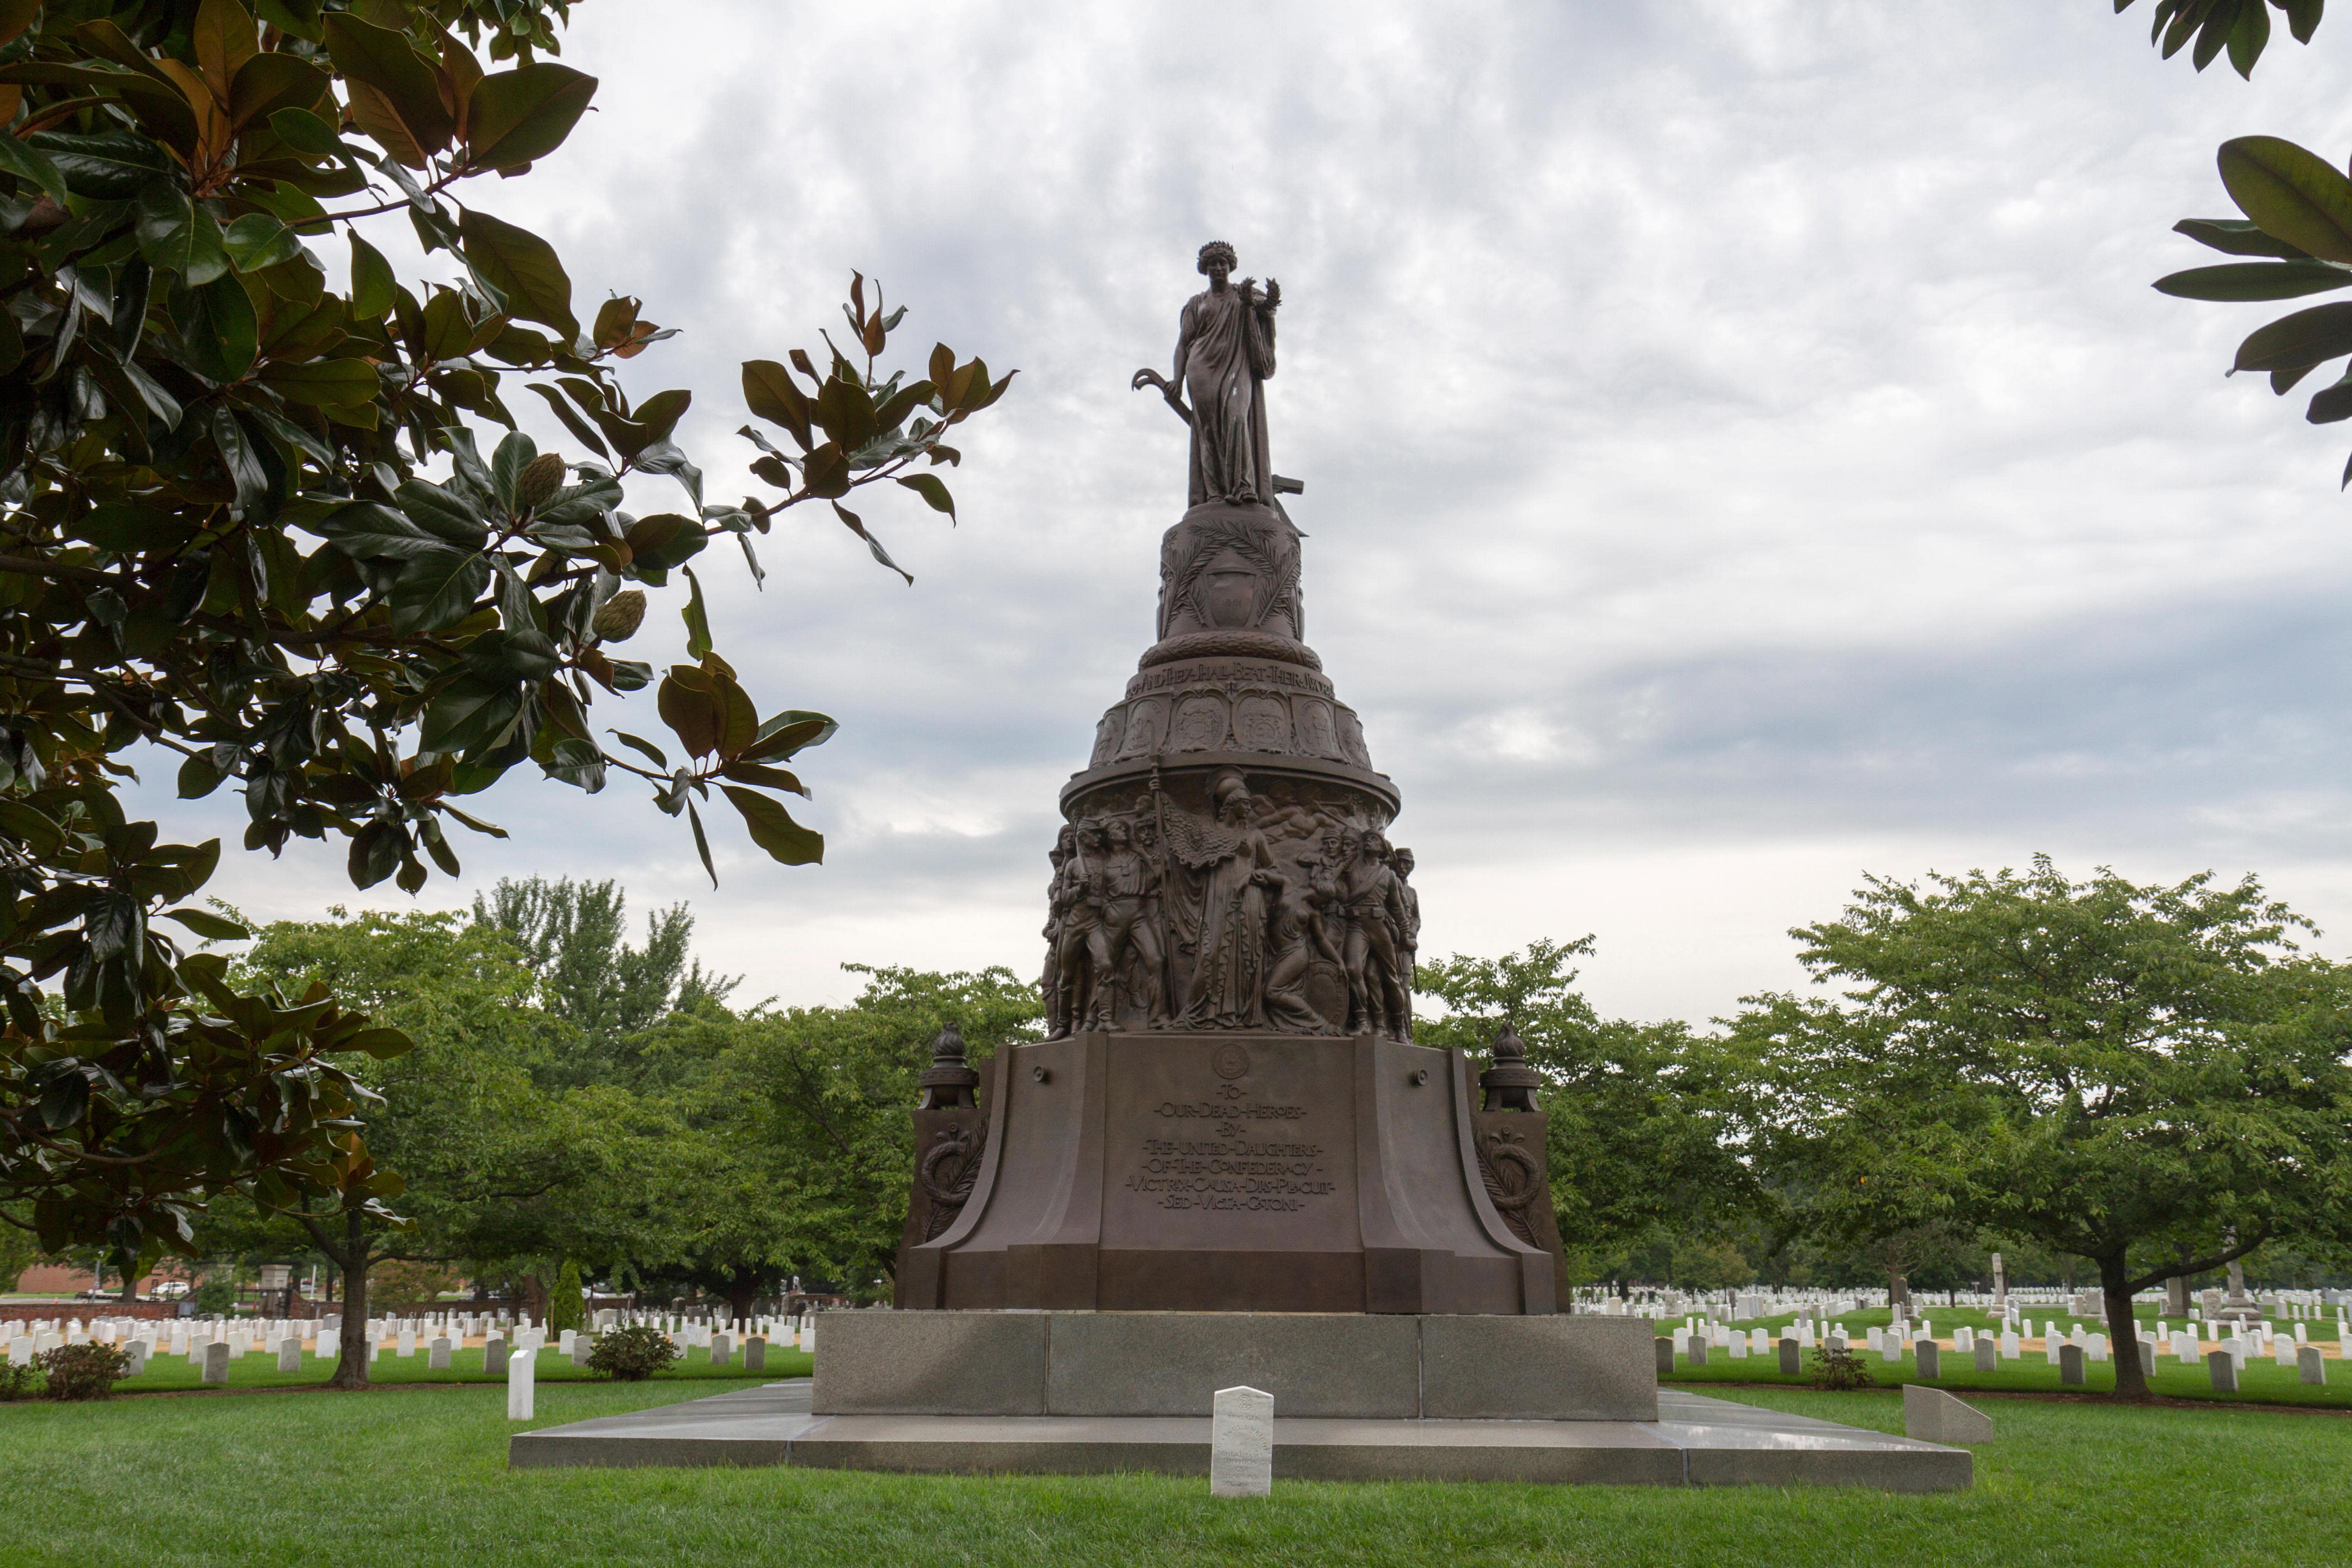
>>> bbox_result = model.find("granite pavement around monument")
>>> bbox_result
[510,1380,1973,1490]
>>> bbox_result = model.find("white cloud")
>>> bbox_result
[132,0,2352,1023]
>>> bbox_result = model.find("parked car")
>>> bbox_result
[151,1280,189,1299]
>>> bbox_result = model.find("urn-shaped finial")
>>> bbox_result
[916,1023,980,1109]
[1480,1020,1542,1112]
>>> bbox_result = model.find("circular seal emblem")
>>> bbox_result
[1211,1042,1250,1081]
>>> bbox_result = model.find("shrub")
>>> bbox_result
[0,1363,40,1401]
[549,1262,585,1335]
[586,1325,682,1382]
[189,1280,239,1318]
[36,1343,130,1401]
[1811,1344,1875,1392]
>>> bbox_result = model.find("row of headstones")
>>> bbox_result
[1661,1324,2330,1388]
[1664,1286,2352,1327]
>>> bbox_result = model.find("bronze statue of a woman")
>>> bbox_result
[1133,240,1281,507]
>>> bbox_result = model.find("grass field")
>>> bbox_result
[5,1376,2351,1567]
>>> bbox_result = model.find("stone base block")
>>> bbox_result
[510,1382,1971,1491]
[811,1310,1656,1421]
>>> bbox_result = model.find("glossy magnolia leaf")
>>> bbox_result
[833,500,911,584]
[228,50,331,130]
[2225,0,2270,76]
[457,207,578,340]
[718,760,809,798]
[171,273,259,382]
[2231,301,2352,373]
[0,132,64,203]
[742,709,838,762]
[2153,260,2352,300]
[897,471,957,519]
[348,232,396,320]
[2173,218,2314,259]
[742,358,813,446]
[463,62,597,171]
[322,14,453,156]
[223,214,302,274]
[680,566,714,659]
[387,550,492,635]
[258,357,377,406]
[721,783,823,866]
[686,798,716,887]
[2218,136,2352,265]
[2308,368,2352,424]
[657,669,721,758]
[158,906,249,941]
[608,730,668,768]
[308,501,447,560]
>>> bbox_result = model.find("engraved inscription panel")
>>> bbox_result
[1103,1035,1360,1250]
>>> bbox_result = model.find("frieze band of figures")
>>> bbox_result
[1042,767,1418,1041]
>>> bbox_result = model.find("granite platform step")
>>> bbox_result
[508,1381,1971,1491]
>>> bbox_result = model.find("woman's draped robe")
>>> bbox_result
[1176,286,1276,507]
[1164,807,1273,1028]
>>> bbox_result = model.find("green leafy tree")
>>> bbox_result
[221,905,601,1387]
[1414,939,1762,1285]
[471,873,731,1083]
[728,964,1042,1297]
[1734,857,2352,1400]
[0,0,1011,1279]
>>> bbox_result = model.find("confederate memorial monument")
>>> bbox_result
[893,241,1570,1315]
[509,246,1972,1489]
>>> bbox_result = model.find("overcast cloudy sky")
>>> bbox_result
[132,0,2352,1024]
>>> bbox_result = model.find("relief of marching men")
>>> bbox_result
[1043,768,1420,1040]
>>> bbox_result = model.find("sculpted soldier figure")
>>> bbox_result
[1132,240,1280,507]
[1087,816,1168,1027]
[1130,800,1176,1004]
[1341,827,1413,1039]
[1051,818,1109,1039]
[1391,845,1421,979]
[1039,825,1076,1038]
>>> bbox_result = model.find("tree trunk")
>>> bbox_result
[2102,1254,2150,1402]
[328,1210,371,1391]
[1886,1264,1910,1313]
[726,1274,757,1326]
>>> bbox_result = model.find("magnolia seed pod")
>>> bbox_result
[517,451,567,510]
[593,588,647,642]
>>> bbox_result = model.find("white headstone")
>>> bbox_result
[201,1341,230,1385]
[429,1336,452,1370]
[507,1344,535,1419]
[1210,1384,1274,1498]
[275,1337,301,1373]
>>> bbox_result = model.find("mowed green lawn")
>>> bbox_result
[102,1342,813,1392]
[4,1377,2352,1568]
